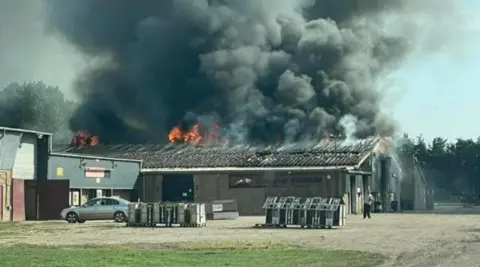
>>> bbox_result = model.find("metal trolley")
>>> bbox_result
[126,202,206,228]
[256,196,344,229]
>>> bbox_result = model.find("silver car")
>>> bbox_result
[60,197,130,223]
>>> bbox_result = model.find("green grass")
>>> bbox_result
[0,244,385,267]
[0,222,68,237]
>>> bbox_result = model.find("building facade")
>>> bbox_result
[48,153,142,205]
[142,169,370,215]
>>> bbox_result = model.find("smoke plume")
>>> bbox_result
[43,0,459,144]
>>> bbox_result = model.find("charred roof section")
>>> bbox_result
[57,137,381,170]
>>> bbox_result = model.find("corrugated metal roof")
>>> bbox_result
[0,126,52,136]
[0,132,21,169]
[59,137,381,170]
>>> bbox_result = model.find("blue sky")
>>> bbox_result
[393,0,480,142]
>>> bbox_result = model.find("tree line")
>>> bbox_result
[0,81,77,143]
[400,134,480,198]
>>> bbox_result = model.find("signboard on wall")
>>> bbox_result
[56,167,64,177]
[290,176,324,186]
[85,167,106,178]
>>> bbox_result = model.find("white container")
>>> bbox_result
[188,203,206,225]
[339,205,346,226]
[152,203,161,224]
[140,203,149,223]
[127,203,137,224]
[272,209,280,225]
[177,203,188,224]
[325,211,334,227]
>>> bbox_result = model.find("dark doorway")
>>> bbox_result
[162,174,194,202]
[37,180,70,220]
[350,175,356,214]
[104,189,112,197]
[24,181,37,220]
[380,158,388,212]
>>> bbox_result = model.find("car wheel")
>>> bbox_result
[114,212,127,223]
[77,220,86,224]
[66,212,79,223]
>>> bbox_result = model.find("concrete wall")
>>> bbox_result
[48,154,141,190]
[12,133,37,180]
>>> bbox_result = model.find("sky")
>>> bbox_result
[1,0,479,143]
[392,0,480,142]
[0,1,86,100]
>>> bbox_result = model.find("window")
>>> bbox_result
[103,199,120,206]
[83,199,101,207]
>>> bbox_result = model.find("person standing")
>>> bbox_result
[363,193,374,219]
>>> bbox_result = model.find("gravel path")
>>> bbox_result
[1,213,479,267]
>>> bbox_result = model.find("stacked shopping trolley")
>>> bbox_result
[126,202,207,228]
[255,196,345,229]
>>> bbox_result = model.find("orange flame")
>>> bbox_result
[168,123,220,145]
[71,131,99,147]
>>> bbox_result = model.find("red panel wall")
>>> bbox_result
[12,179,25,221]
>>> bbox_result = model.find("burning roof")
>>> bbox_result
[58,137,384,170]
[71,131,99,147]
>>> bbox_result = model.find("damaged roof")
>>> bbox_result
[57,137,382,171]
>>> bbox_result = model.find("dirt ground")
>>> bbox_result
[1,213,479,267]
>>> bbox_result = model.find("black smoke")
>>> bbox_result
[43,0,426,144]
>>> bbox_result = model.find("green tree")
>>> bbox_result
[0,81,77,143]
[402,135,480,198]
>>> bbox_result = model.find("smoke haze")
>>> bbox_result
[0,0,86,99]
[40,0,463,144]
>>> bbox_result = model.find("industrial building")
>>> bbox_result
[0,126,144,221]
[48,153,142,205]
[66,137,429,215]
[0,125,428,220]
